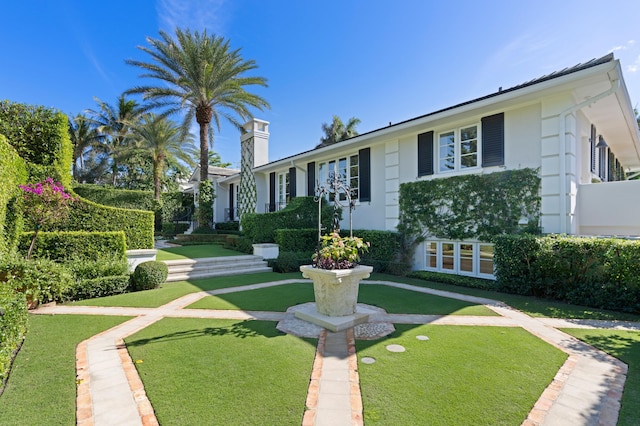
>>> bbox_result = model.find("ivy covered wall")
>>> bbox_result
[398,168,541,241]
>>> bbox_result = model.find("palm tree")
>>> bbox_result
[129,113,196,200]
[68,113,100,181]
[126,28,269,183]
[317,115,361,148]
[86,95,143,185]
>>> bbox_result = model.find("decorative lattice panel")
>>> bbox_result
[238,137,257,223]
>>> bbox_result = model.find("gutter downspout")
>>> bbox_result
[557,78,620,234]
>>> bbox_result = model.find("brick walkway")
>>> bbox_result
[31,279,637,426]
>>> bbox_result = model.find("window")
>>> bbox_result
[425,241,495,279]
[318,153,360,201]
[278,171,289,206]
[438,125,479,172]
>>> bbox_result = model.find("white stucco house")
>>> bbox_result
[200,53,640,278]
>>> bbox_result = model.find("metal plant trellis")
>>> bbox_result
[314,170,357,242]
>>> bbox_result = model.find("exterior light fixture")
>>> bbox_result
[596,135,608,148]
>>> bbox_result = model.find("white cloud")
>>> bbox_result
[156,0,228,34]
[627,55,640,73]
[610,39,636,52]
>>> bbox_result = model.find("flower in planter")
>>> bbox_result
[313,232,370,270]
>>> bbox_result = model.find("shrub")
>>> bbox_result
[161,222,190,236]
[407,270,497,291]
[221,234,253,254]
[0,134,27,256]
[0,254,73,307]
[273,251,314,273]
[350,229,401,274]
[131,261,168,291]
[242,197,335,243]
[18,231,126,262]
[65,276,131,301]
[0,283,28,388]
[275,228,318,252]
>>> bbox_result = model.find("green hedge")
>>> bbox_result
[0,134,27,256]
[0,100,72,188]
[242,197,335,243]
[66,276,131,301]
[63,254,130,301]
[161,222,190,236]
[56,198,154,249]
[274,228,402,274]
[407,270,497,291]
[493,234,640,313]
[131,261,168,291]
[18,231,126,262]
[0,283,28,387]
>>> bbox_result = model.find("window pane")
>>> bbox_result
[318,162,327,186]
[460,243,474,273]
[460,126,477,141]
[439,132,455,172]
[440,157,455,171]
[426,242,437,268]
[461,153,477,168]
[479,244,494,275]
[442,243,454,270]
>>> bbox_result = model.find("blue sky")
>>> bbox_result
[2,0,640,169]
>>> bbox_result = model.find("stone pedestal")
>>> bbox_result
[299,265,373,316]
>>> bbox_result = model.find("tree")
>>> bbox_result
[86,95,143,186]
[129,114,196,200]
[317,115,361,148]
[126,28,270,183]
[208,151,231,168]
[68,113,100,181]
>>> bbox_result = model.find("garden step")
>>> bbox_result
[162,255,272,282]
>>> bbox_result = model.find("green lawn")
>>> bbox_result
[562,329,640,426]
[188,282,496,316]
[0,314,130,425]
[357,324,567,425]
[125,318,316,425]
[72,272,302,308]
[373,273,640,322]
[156,244,244,261]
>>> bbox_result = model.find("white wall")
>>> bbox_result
[577,180,640,236]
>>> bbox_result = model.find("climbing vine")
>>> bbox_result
[398,168,541,241]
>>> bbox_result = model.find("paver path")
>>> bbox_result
[32,279,637,426]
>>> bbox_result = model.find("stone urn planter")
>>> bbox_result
[300,264,373,316]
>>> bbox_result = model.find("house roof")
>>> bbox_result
[189,165,240,182]
[255,53,640,172]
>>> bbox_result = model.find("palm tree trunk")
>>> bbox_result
[196,104,213,183]
[154,154,164,201]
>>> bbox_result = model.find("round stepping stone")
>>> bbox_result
[416,335,430,341]
[361,357,376,364]
[386,344,406,353]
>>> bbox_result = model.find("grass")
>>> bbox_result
[156,243,244,261]
[356,324,567,425]
[125,318,316,425]
[72,272,302,308]
[188,282,496,316]
[562,329,640,426]
[0,314,130,425]
[373,273,640,321]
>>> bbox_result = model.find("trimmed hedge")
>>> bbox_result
[131,261,168,291]
[215,221,239,231]
[493,234,640,313]
[63,254,130,301]
[18,231,126,262]
[0,134,27,256]
[275,228,318,253]
[0,283,28,388]
[0,100,72,188]
[66,276,131,301]
[57,197,154,249]
[242,197,335,243]
[161,222,190,236]
[407,270,497,291]
[272,251,314,273]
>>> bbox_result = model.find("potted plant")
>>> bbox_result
[300,232,372,316]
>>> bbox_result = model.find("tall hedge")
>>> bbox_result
[493,234,640,313]
[0,283,27,387]
[0,100,72,188]
[0,134,27,256]
[18,231,127,261]
[242,197,335,243]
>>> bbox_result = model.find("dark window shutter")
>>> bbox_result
[417,131,434,176]
[269,172,276,211]
[307,162,316,196]
[590,124,597,173]
[289,167,297,198]
[359,148,371,202]
[229,183,234,214]
[481,113,504,167]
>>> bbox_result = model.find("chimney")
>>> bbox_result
[240,118,269,167]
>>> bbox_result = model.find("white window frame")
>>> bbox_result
[277,171,290,207]
[317,153,360,202]
[437,124,481,173]
[424,240,495,279]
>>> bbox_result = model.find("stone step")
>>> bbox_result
[162,255,272,282]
